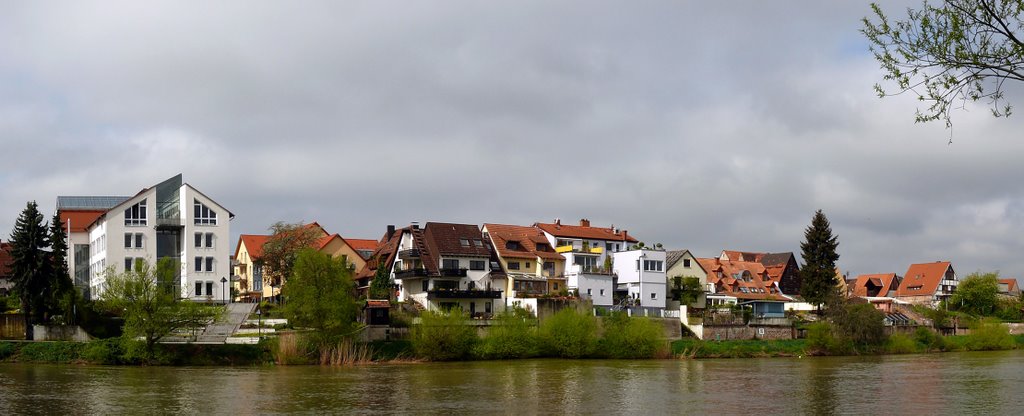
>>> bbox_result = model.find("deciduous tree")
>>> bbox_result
[950,271,1000,315]
[260,222,322,291]
[282,249,359,345]
[863,1,1024,128]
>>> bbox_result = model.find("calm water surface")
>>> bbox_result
[2,350,1023,415]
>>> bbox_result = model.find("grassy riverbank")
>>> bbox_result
[0,339,274,366]
[671,333,1024,359]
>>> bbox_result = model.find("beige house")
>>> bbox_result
[665,249,708,308]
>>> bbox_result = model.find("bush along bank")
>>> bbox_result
[671,319,1024,359]
[0,339,274,366]
[411,308,671,361]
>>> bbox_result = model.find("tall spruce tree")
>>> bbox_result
[799,209,840,310]
[9,201,51,338]
[48,210,74,322]
[368,260,393,300]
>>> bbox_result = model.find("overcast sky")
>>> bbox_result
[2,1,1023,279]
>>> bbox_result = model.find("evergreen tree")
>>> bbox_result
[9,201,51,338]
[799,209,840,310]
[368,259,393,300]
[48,210,75,323]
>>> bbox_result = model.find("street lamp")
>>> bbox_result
[220,277,228,305]
[256,307,262,337]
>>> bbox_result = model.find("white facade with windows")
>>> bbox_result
[85,175,233,302]
[538,233,622,307]
[612,249,667,308]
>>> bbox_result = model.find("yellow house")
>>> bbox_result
[232,222,371,302]
[482,223,566,299]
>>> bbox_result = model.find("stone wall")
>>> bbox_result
[0,314,26,340]
[703,324,794,341]
[32,325,91,342]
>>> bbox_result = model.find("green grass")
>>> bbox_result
[672,338,807,358]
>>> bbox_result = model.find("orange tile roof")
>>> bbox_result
[534,221,638,243]
[998,278,1019,293]
[346,239,379,252]
[893,261,952,298]
[484,223,565,261]
[851,273,899,297]
[58,210,107,233]
[697,257,789,301]
[236,234,271,259]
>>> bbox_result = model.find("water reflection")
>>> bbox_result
[1,351,1024,414]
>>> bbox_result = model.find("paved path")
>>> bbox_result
[197,303,256,343]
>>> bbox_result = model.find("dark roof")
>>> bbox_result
[56,196,131,210]
[534,221,638,243]
[665,250,691,269]
[484,223,565,261]
[423,222,492,258]
[760,252,795,267]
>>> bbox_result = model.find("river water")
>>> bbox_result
[2,350,1023,415]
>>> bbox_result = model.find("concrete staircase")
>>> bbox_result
[196,303,257,343]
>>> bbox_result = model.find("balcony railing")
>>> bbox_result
[395,268,429,279]
[439,268,468,277]
[154,216,183,228]
[428,289,503,299]
[398,249,421,258]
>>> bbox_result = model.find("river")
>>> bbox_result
[2,350,1023,415]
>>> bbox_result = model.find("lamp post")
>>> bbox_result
[221,277,228,305]
[256,308,262,337]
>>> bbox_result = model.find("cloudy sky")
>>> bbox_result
[2,1,1023,279]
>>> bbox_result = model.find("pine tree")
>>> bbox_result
[9,201,50,338]
[799,209,840,310]
[368,259,393,300]
[48,210,74,322]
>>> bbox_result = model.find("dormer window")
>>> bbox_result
[125,199,147,226]
[460,238,470,247]
[506,241,522,250]
[472,239,483,247]
[194,199,217,225]
[536,243,550,252]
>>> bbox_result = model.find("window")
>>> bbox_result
[206,281,214,297]
[125,233,133,248]
[473,239,483,247]
[460,238,470,247]
[650,292,657,300]
[124,199,147,226]
[600,289,605,296]
[195,232,215,248]
[206,257,215,273]
[422,280,429,292]
[124,233,144,248]
[195,257,203,272]
[553,283,559,291]
[587,288,593,295]
[642,260,664,272]
[442,259,460,270]
[195,233,203,248]
[195,281,203,296]
[253,265,263,291]
[507,262,520,270]
[125,257,133,271]
[470,260,486,271]
[505,241,522,250]
[205,233,214,248]
[194,199,217,225]
[683,259,691,268]
[525,262,531,268]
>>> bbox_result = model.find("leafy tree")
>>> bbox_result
[260,222,323,292]
[368,260,393,300]
[412,309,478,361]
[863,1,1024,128]
[473,311,538,359]
[538,307,598,358]
[800,210,840,311]
[97,259,221,359]
[282,249,359,346]
[9,201,51,338]
[670,276,703,306]
[833,302,888,347]
[950,271,1000,316]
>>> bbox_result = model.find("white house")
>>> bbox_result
[63,174,233,302]
[534,219,638,307]
[612,248,667,309]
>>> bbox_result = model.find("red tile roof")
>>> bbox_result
[851,273,899,297]
[998,278,1019,294]
[697,257,789,301]
[346,239,379,252]
[893,261,953,298]
[235,234,271,260]
[0,242,12,278]
[58,210,108,233]
[534,221,638,243]
[484,223,565,261]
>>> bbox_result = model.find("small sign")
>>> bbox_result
[757,327,765,336]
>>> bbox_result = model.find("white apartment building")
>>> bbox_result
[612,248,668,309]
[534,219,638,307]
[61,175,233,302]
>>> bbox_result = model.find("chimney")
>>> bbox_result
[386,225,395,240]
[554,218,561,225]
[580,218,590,227]
[412,222,419,230]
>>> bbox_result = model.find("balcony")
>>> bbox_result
[395,268,429,279]
[154,216,183,228]
[439,268,468,278]
[556,245,604,254]
[398,249,421,258]
[428,289,503,299]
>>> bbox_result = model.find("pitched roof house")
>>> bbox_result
[893,261,957,305]
[720,250,802,295]
[534,219,637,307]
[665,249,709,308]
[483,223,566,302]
[998,278,1020,297]
[851,273,901,298]
[697,257,791,318]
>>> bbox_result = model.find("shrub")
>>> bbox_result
[538,308,598,358]
[599,312,667,359]
[82,338,124,364]
[913,327,945,351]
[412,310,478,361]
[805,322,849,355]
[474,312,538,360]
[17,342,82,363]
[833,303,887,347]
[0,342,19,360]
[886,334,918,354]
[966,319,1016,351]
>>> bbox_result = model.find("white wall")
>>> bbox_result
[183,185,232,302]
[575,272,614,306]
[613,249,667,308]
